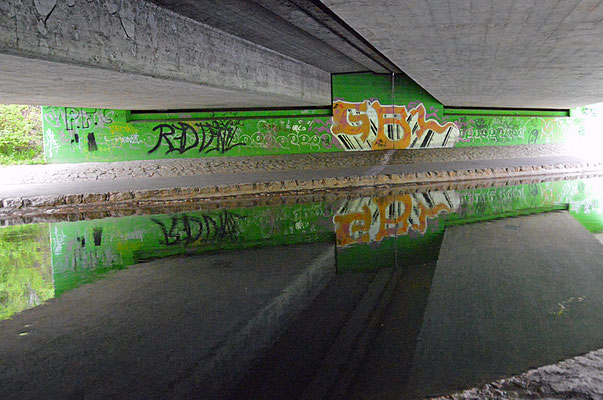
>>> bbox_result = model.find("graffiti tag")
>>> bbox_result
[148,120,246,155]
[152,212,246,246]
[334,191,460,247]
[331,100,459,150]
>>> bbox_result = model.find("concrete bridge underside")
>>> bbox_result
[3,0,603,110]
[0,0,333,109]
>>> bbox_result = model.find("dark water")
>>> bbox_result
[0,176,602,399]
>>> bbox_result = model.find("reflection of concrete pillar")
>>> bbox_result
[175,244,336,398]
[0,242,335,399]
[404,212,603,398]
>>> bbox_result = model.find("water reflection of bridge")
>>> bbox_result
[0,178,602,398]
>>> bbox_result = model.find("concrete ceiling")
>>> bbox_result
[322,0,603,109]
[146,0,399,74]
[6,0,603,110]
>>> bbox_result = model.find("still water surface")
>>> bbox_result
[1,176,602,399]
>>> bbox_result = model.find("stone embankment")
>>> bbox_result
[0,144,577,185]
[0,144,601,223]
[432,349,603,400]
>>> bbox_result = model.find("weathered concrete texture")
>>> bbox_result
[0,144,578,185]
[145,0,391,73]
[0,242,336,400]
[0,0,330,109]
[323,0,603,108]
[405,212,603,398]
[431,348,603,400]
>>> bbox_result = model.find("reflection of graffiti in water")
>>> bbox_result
[333,191,460,247]
[149,120,246,155]
[331,100,459,150]
[152,212,246,246]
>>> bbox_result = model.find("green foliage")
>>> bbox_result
[0,104,44,164]
[0,223,54,320]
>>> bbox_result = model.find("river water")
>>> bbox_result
[1,175,602,399]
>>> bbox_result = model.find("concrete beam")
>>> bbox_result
[146,0,399,74]
[0,0,330,109]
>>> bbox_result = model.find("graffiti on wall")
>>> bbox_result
[43,108,116,158]
[451,115,573,146]
[331,100,460,150]
[333,191,460,247]
[148,120,246,155]
[152,211,245,245]
[42,106,341,162]
[239,118,337,151]
[42,100,589,163]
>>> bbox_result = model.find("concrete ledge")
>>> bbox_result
[1,161,602,224]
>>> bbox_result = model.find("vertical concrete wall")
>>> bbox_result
[0,0,330,108]
[41,73,598,163]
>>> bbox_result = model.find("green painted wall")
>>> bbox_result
[331,73,598,150]
[42,72,600,163]
[447,114,573,146]
[42,107,338,163]
[50,201,335,295]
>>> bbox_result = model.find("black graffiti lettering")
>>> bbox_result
[65,108,91,131]
[196,120,246,153]
[152,211,245,247]
[148,120,245,155]
[87,132,98,152]
[148,122,200,154]
[528,129,539,144]
[93,227,103,246]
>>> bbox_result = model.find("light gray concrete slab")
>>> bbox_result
[144,0,392,73]
[0,0,330,109]
[0,242,336,400]
[323,0,603,108]
[404,212,603,398]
